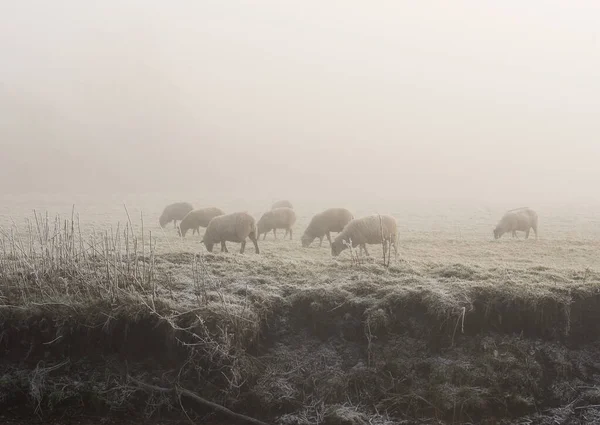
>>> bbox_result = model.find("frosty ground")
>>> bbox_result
[1,197,600,424]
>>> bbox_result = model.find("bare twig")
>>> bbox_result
[128,376,272,425]
[575,404,600,410]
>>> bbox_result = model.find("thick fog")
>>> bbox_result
[1,1,599,204]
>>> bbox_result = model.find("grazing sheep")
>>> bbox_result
[159,202,193,228]
[257,207,297,240]
[271,200,293,210]
[493,207,538,240]
[331,214,398,258]
[178,207,225,237]
[202,212,259,254]
[301,208,354,248]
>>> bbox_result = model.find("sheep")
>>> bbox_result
[201,212,260,254]
[493,207,538,240]
[331,214,398,258]
[301,208,354,248]
[271,200,293,210]
[159,202,193,228]
[178,207,225,237]
[257,207,297,240]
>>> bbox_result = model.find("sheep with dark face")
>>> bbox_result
[159,202,193,228]
[493,207,538,239]
[178,207,225,237]
[301,208,354,248]
[257,207,297,240]
[202,212,259,254]
[331,214,398,258]
[271,200,293,210]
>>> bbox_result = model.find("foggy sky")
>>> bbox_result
[1,1,599,204]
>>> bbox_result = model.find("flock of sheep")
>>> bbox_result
[159,201,540,257]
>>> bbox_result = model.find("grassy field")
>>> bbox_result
[2,193,600,264]
[1,194,600,424]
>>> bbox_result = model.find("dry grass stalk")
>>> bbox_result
[0,207,159,305]
[342,238,362,267]
[378,214,393,268]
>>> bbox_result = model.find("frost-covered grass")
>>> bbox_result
[1,201,600,424]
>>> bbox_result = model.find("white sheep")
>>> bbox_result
[202,212,260,254]
[331,214,398,258]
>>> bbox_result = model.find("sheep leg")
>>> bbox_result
[220,241,228,253]
[262,232,266,240]
[533,225,538,240]
[287,228,293,240]
[249,233,260,254]
[525,229,530,239]
[361,244,370,256]
[319,236,324,247]
[273,229,277,239]
[240,240,246,254]
[326,232,332,246]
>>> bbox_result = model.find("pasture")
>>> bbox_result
[1,193,600,424]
